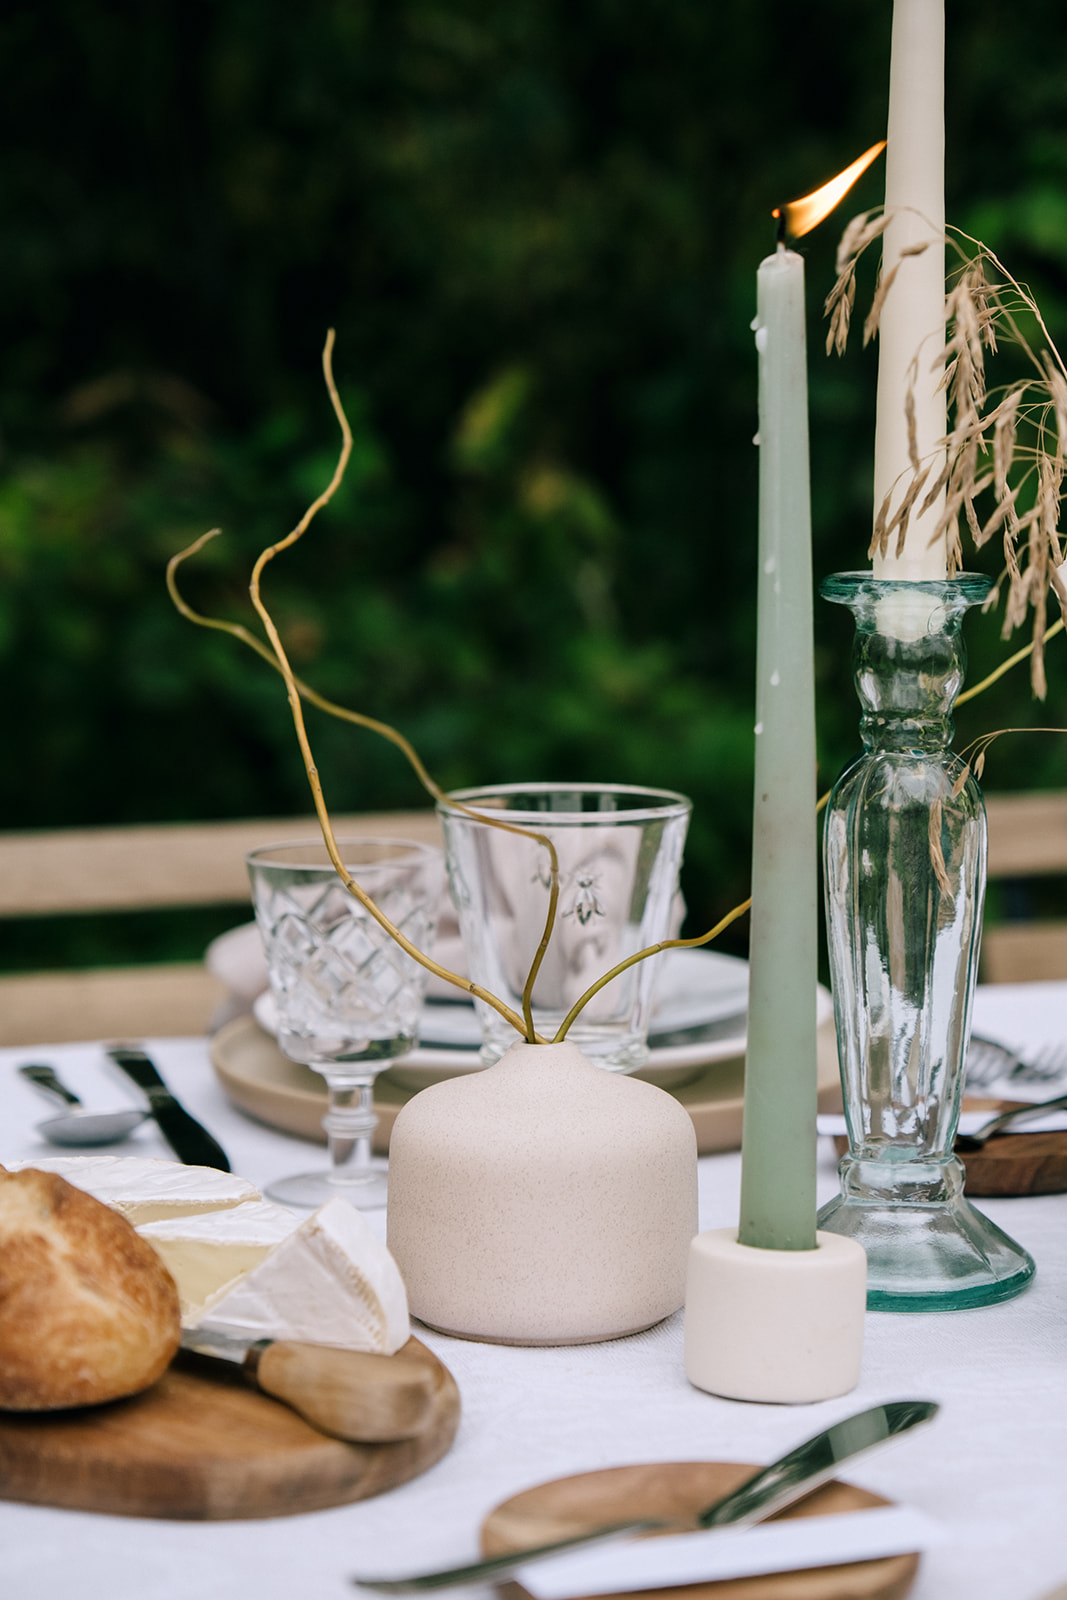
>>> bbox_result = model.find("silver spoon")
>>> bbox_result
[18,1062,150,1147]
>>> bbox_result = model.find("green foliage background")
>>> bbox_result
[2,0,1067,963]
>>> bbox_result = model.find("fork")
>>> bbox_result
[965,1035,1022,1088]
[966,1036,1067,1090]
[1010,1041,1067,1084]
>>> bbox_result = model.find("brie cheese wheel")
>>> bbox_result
[7,1156,259,1225]
[137,1200,299,1322]
[196,1197,410,1354]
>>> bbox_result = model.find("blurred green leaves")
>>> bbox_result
[1,0,1067,956]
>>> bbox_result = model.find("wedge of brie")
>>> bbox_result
[137,1200,299,1322]
[8,1155,260,1225]
[195,1197,410,1355]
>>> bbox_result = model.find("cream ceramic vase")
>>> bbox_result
[386,1040,699,1345]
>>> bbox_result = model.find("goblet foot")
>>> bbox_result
[266,1162,389,1210]
[817,1179,1034,1311]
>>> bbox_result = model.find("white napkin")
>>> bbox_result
[515,1506,939,1599]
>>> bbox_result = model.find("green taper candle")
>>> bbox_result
[738,243,819,1251]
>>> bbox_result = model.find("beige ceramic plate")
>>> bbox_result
[250,987,750,1091]
[210,1014,841,1157]
[250,981,834,1093]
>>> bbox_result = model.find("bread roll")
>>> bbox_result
[0,1167,181,1410]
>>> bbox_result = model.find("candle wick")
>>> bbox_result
[773,207,787,247]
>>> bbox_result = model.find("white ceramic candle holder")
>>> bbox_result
[684,1227,866,1403]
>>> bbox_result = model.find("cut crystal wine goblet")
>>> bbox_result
[247,837,443,1209]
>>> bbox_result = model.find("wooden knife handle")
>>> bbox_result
[249,1340,439,1443]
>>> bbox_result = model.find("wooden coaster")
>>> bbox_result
[956,1128,1067,1197]
[0,1336,459,1521]
[480,1461,919,1600]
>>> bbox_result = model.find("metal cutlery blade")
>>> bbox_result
[106,1046,230,1170]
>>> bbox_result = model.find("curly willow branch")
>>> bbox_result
[553,895,753,1043]
[172,331,1060,1055]
[167,536,562,1040]
[170,332,566,1041]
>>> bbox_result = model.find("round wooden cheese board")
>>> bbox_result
[0,1336,459,1520]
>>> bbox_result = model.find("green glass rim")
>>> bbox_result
[820,570,993,606]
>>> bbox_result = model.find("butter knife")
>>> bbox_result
[106,1046,230,1171]
[181,1327,439,1442]
[350,1398,938,1593]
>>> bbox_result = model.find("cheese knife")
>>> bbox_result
[106,1046,230,1171]
[180,1326,439,1442]
[350,1398,939,1593]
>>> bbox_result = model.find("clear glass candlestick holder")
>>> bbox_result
[247,837,443,1210]
[818,573,1034,1310]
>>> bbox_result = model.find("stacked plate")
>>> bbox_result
[252,947,753,1090]
[216,949,839,1156]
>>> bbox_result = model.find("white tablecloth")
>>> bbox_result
[2,985,1067,1600]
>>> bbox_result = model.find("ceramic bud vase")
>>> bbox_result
[817,573,1035,1310]
[386,1039,698,1344]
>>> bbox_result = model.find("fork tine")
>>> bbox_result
[1013,1041,1067,1083]
[965,1037,1019,1088]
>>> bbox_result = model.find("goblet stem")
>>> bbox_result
[264,1063,389,1210]
[321,1072,379,1180]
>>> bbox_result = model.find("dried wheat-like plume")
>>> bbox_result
[827,210,1067,695]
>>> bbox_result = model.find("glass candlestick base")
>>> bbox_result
[818,1154,1033,1311]
[818,573,1034,1312]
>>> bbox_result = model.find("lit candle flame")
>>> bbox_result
[773,141,887,241]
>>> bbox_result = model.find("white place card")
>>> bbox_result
[516,1507,940,1599]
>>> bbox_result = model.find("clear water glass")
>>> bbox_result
[437,784,691,1072]
[247,837,443,1209]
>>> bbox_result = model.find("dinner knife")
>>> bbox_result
[106,1046,230,1171]
[181,1327,439,1442]
[350,1398,939,1593]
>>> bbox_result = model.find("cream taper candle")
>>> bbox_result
[738,245,818,1252]
[873,0,948,579]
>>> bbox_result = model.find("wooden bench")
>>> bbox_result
[0,792,1056,1044]
[0,813,441,1045]
[982,791,1067,982]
